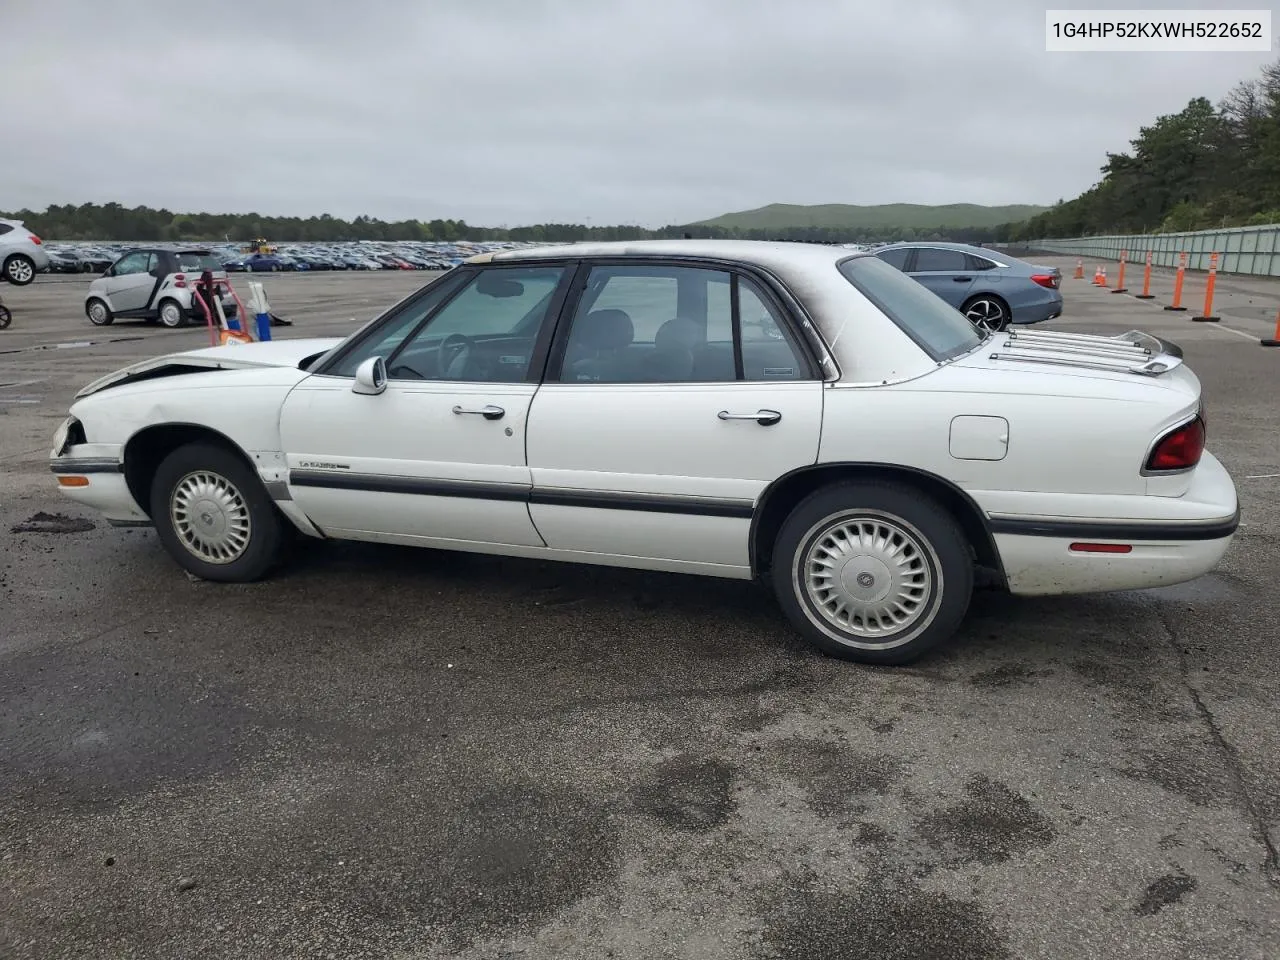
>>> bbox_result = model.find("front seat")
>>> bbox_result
[564,309,634,382]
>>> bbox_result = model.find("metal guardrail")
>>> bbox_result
[1019,224,1280,275]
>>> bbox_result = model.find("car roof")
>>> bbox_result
[878,240,1003,255]
[473,239,868,273]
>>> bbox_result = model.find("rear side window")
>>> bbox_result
[838,256,982,362]
[0,224,12,236]
[912,248,968,272]
[176,252,223,272]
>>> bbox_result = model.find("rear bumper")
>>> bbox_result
[1011,290,1064,325]
[986,451,1239,595]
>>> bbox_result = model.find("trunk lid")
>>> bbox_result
[955,327,1198,397]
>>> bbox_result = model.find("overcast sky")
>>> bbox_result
[3,0,1277,226]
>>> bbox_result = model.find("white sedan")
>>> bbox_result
[49,240,1239,664]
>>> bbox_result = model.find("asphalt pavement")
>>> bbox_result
[2,264,1278,960]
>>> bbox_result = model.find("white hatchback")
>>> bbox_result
[85,248,235,328]
[49,240,1238,664]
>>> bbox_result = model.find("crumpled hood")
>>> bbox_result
[75,337,343,398]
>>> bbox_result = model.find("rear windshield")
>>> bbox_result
[838,255,982,361]
[175,251,224,272]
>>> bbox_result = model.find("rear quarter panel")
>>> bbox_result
[818,365,1201,513]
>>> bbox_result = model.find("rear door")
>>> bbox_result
[525,260,824,574]
[907,246,974,307]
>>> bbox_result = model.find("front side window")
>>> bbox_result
[839,256,981,362]
[326,266,566,382]
[112,252,151,276]
[555,264,810,384]
[875,247,911,271]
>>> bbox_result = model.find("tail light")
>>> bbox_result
[173,273,187,288]
[1031,273,1059,289]
[1145,416,1206,472]
[29,234,43,245]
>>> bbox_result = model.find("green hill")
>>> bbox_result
[696,202,1048,232]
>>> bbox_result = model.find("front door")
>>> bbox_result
[907,246,974,307]
[102,251,159,313]
[525,261,824,575]
[279,263,573,548]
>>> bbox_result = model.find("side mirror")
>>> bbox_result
[352,356,387,395]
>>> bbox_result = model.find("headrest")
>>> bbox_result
[655,317,702,351]
[576,309,634,350]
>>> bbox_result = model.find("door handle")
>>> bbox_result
[718,409,782,426]
[952,276,973,282]
[452,404,505,421]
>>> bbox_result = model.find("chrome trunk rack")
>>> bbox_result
[988,328,1183,377]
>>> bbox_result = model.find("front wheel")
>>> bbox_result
[0,305,10,329]
[771,481,973,665]
[962,296,1010,333]
[150,442,285,582]
[4,255,36,286]
[85,297,113,326]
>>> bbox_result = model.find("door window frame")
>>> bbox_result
[541,257,824,385]
[311,261,579,384]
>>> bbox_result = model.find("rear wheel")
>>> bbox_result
[85,298,113,326]
[0,304,10,329]
[150,442,285,582]
[157,298,186,329]
[962,295,1010,333]
[4,255,36,286]
[771,482,973,665]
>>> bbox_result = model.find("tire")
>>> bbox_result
[4,255,36,286]
[771,481,973,665]
[0,305,10,329]
[85,297,113,326]
[962,295,1010,333]
[157,298,186,329]
[149,442,285,582]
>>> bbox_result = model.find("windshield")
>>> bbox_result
[837,255,982,361]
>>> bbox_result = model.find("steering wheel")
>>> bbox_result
[387,362,425,380]
[437,333,472,378]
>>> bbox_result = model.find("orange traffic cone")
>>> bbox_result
[1074,258,1084,280]
[1092,265,1103,284]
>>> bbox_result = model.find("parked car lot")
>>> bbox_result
[3,261,1279,958]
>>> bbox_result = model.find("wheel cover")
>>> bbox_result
[7,259,33,283]
[170,470,252,564]
[160,302,182,326]
[797,510,940,648]
[88,301,108,323]
[965,299,1005,331]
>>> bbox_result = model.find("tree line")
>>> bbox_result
[0,202,1003,245]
